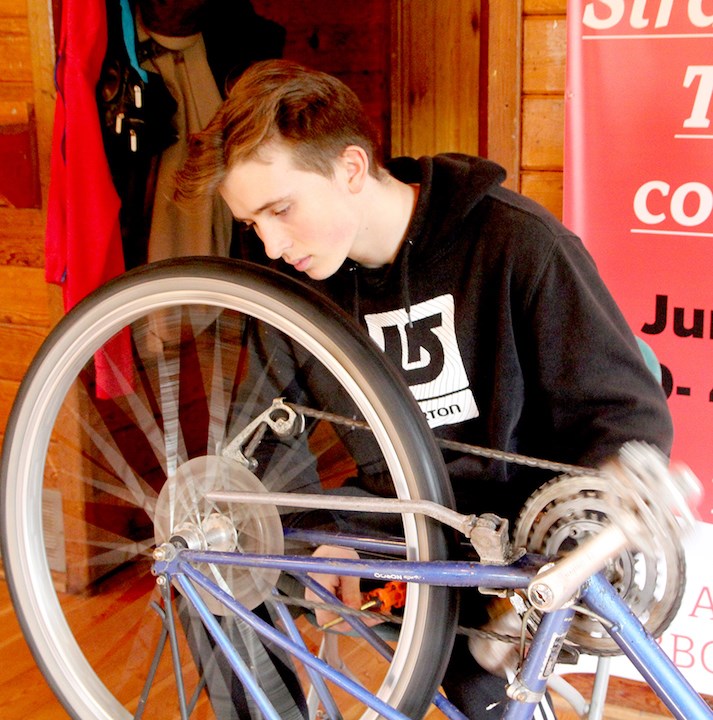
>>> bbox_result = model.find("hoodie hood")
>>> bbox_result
[387,153,506,265]
[335,153,506,320]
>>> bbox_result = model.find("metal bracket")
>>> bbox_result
[506,676,546,705]
[222,398,304,469]
[467,513,522,565]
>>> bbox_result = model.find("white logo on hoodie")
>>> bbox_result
[364,294,479,428]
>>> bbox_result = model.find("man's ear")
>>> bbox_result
[340,145,369,193]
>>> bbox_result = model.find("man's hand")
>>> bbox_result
[305,545,363,629]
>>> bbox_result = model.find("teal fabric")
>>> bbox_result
[636,337,662,384]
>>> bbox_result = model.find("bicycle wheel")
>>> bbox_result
[1,257,457,720]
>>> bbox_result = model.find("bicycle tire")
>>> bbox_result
[1,257,457,720]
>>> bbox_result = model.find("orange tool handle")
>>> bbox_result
[363,581,407,614]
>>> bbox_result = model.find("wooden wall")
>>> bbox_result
[486,0,567,215]
[251,0,392,155]
[520,0,567,218]
[0,0,56,447]
[0,0,570,442]
[390,0,483,159]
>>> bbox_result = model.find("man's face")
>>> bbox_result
[220,142,361,280]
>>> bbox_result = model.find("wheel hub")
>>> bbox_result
[154,455,284,614]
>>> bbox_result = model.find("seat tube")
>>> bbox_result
[502,606,575,720]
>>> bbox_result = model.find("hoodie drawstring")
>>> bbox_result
[401,238,414,328]
[349,263,360,322]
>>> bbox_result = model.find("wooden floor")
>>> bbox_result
[0,577,710,719]
[0,580,69,719]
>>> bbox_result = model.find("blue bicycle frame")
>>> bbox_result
[152,539,713,720]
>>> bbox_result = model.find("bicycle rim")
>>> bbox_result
[1,258,456,720]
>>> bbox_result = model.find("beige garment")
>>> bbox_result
[141,28,232,261]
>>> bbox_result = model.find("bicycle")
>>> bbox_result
[1,257,710,720]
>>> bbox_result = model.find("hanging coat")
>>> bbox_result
[45,0,132,397]
[138,29,232,262]
[45,0,126,310]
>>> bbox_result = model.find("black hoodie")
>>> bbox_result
[263,153,674,521]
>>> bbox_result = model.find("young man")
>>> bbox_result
[177,59,673,718]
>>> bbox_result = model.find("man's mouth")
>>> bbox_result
[292,256,311,272]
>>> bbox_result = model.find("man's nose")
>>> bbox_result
[257,225,290,260]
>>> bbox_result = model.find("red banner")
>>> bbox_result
[564,0,713,690]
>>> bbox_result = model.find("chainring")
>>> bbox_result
[514,473,686,655]
[154,455,284,615]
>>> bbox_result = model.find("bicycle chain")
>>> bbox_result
[287,403,603,477]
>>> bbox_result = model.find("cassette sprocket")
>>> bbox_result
[514,472,686,655]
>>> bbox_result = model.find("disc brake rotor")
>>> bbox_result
[514,473,686,655]
[154,455,284,615]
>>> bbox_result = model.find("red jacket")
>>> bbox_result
[45,0,131,397]
[45,0,125,310]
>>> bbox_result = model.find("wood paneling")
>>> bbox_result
[0,0,54,440]
[0,324,45,381]
[521,169,563,218]
[525,0,567,13]
[523,15,566,94]
[0,0,28,15]
[485,1,522,190]
[0,377,18,441]
[519,3,567,216]
[485,0,567,212]
[0,17,32,86]
[522,96,565,169]
[0,265,48,324]
[0,208,45,266]
[251,0,391,153]
[391,0,481,158]
[25,0,55,201]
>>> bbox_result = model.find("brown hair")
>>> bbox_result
[175,59,384,201]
